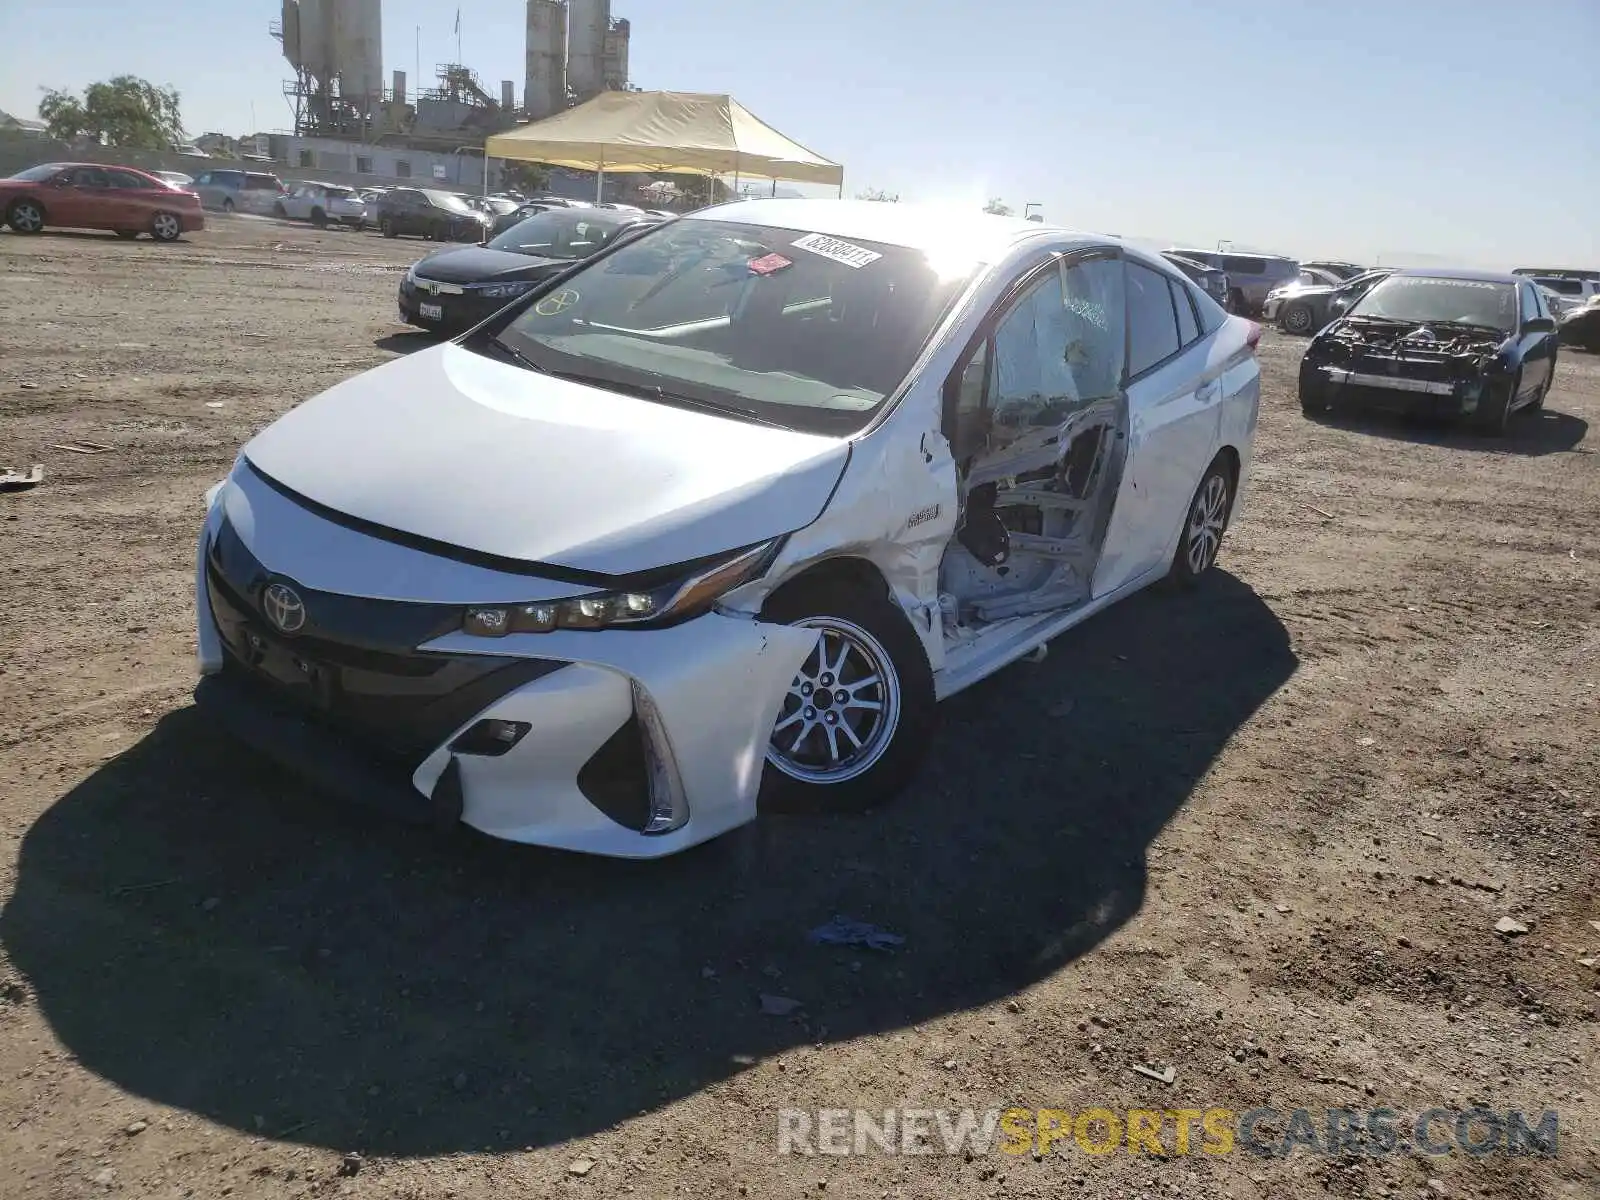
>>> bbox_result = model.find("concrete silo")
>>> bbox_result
[525,0,569,119]
[328,0,383,107]
[566,0,609,104]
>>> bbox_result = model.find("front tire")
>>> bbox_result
[310,207,328,229]
[222,198,235,214]
[1473,371,1517,436]
[1227,288,1245,315]
[1281,302,1314,335]
[150,211,182,243]
[5,198,46,234]
[1168,459,1234,588]
[758,584,934,815]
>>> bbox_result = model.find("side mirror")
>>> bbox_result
[1524,316,1555,334]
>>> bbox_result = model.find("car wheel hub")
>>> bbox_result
[1287,308,1310,331]
[1187,474,1228,574]
[14,204,41,231]
[767,617,900,784]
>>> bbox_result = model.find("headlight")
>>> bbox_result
[462,539,781,637]
[477,279,536,299]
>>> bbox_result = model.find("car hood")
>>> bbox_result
[411,246,566,284]
[238,343,851,578]
[1271,284,1336,300]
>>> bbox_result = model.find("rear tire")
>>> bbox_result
[380,217,396,238]
[5,198,46,234]
[758,583,935,815]
[222,198,235,214]
[1227,288,1246,315]
[150,211,182,243]
[1167,458,1234,589]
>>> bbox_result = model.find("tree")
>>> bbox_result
[499,160,551,194]
[983,198,1013,216]
[38,75,184,149]
[856,187,900,202]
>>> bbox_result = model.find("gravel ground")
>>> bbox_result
[0,218,1596,1200]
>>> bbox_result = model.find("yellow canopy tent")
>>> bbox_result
[483,90,844,202]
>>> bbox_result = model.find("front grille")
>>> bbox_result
[1350,353,1457,385]
[206,517,565,762]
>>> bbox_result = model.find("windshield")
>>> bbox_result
[487,210,637,260]
[429,192,472,213]
[8,164,64,182]
[491,218,979,436]
[1347,276,1516,332]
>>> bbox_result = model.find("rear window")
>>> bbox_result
[1534,277,1584,296]
[1221,255,1268,275]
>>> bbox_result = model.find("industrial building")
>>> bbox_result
[271,0,634,146]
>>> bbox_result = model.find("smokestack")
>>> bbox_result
[392,69,406,104]
[501,79,516,110]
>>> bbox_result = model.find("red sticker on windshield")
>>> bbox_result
[748,253,793,276]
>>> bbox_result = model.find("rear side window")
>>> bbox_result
[214,171,244,187]
[1190,283,1227,335]
[1222,255,1268,275]
[1170,278,1200,346]
[1127,263,1181,376]
[245,173,281,190]
[106,169,151,189]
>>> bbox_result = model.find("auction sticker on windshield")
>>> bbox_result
[791,232,883,269]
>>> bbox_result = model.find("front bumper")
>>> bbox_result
[398,276,522,332]
[1261,297,1282,319]
[1303,361,1489,418]
[193,470,818,858]
[182,211,206,232]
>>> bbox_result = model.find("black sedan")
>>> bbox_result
[398,206,661,333]
[373,187,492,242]
[1298,269,1560,434]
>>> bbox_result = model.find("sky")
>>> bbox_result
[1,0,1595,267]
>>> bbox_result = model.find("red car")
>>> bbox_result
[1,162,205,242]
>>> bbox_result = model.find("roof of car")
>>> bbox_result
[687,197,1097,259]
[1390,267,1521,285]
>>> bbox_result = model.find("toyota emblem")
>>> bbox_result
[262,582,306,634]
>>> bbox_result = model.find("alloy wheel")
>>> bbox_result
[152,213,180,241]
[1284,305,1312,333]
[1186,473,1229,574]
[9,202,43,232]
[767,617,901,784]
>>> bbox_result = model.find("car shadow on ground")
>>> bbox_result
[374,331,444,355]
[1311,406,1588,455]
[1,572,1293,1157]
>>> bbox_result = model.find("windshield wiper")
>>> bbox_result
[474,334,546,372]
[544,368,792,429]
[1417,319,1506,335]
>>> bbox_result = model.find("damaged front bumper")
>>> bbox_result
[192,478,819,859]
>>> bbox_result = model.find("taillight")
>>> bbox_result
[1245,321,1263,352]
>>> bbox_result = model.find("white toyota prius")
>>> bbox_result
[195,199,1261,858]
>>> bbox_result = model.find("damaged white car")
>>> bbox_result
[194,199,1261,858]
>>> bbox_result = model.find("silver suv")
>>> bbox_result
[1163,248,1299,315]
[190,169,285,215]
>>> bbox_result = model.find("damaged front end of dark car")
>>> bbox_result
[1297,271,1558,434]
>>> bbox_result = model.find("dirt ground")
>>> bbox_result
[0,217,1595,1200]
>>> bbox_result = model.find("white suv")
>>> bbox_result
[275,181,367,229]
